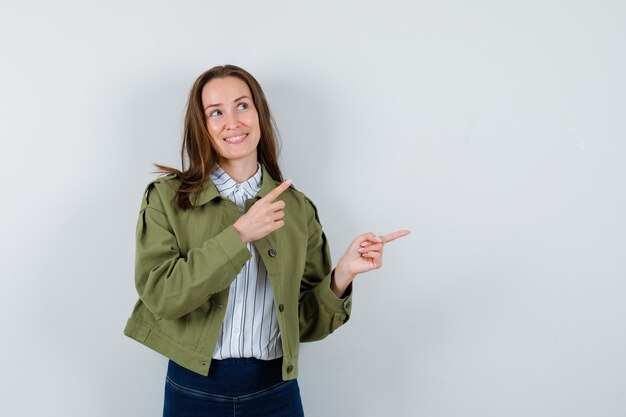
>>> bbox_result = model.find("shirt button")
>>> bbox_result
[287,365,294,373]
[268,248,278,257]
[279,304,285,312]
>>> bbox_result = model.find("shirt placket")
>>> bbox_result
[230,185,248,354]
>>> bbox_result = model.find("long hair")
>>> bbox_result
[153,65,283,210]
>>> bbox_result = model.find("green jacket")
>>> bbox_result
[123,164,353,380]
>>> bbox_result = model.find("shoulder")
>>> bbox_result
[282,183,324,222]
[151,173,180,189]
[276,181,306,204]
[140,173,180,210]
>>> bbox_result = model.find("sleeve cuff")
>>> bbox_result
[311,271,353,316]
[213,225,251,274]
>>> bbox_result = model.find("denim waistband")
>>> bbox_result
[166,357,284,397]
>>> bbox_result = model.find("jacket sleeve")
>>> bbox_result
[298,195,353,342]
[134,181,251,320]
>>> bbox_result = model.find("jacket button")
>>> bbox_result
[279,304,285,312]
[268,248,278,257]
[345,300,351,309]
[287,365,294,373]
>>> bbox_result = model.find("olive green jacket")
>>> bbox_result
[123,164,353,380]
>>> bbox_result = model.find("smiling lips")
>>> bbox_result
[224,133,248,144]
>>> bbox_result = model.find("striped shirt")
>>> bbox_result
[209,163,283,360]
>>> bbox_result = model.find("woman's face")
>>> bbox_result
[201,76,261,167]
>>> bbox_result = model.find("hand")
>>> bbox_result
[332,230,411,295]
[232,180,292,243]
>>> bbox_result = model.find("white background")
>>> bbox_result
[1,1,625,416]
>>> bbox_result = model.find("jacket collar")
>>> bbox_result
[194,162,278,207]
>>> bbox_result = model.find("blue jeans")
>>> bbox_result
[163,357,305,417]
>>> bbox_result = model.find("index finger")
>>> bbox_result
[263,179,292,202]
[380,229,411,244]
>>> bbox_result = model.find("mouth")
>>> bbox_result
[223,133,248,144]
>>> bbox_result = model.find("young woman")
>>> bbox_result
[123,64,410,416]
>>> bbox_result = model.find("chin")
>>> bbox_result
[220,151,257,163]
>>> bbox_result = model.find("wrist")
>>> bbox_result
[232,223,249,244]
[331,263,355,298]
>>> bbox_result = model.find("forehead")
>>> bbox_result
[201,76,252,105]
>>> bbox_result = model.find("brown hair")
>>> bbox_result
[153,64,283,210]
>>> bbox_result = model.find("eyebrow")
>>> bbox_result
[204,95,250,111]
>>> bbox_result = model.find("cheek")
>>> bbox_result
[243,111,260,130]
[206,120,222,137]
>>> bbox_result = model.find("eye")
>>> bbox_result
[237,102,248,110]
[209,109,222,117]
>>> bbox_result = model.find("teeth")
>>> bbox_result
[224,134,247,143]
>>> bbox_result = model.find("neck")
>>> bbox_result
[218,158,259,183]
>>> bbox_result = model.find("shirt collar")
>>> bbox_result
[210,162,262,198]
[193,162,278,207]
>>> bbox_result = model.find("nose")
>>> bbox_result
[224,111,240,130]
